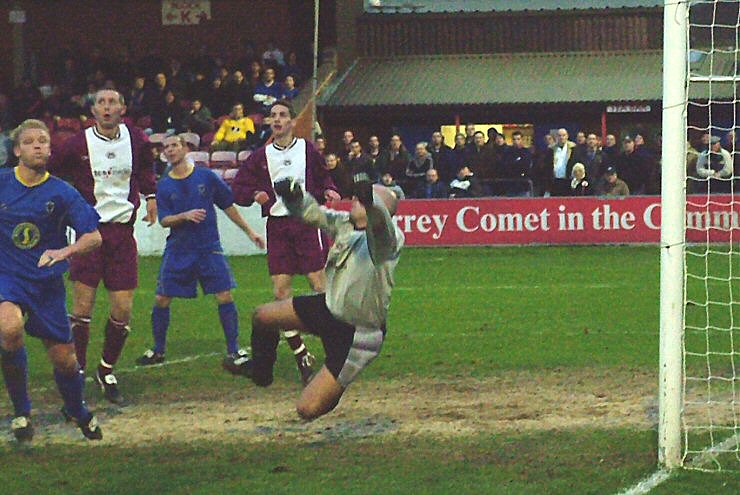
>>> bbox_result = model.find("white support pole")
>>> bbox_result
[658,0,688,469]
[311,0,320,140]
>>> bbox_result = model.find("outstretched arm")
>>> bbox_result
[275,178,349,238]
[38,230,102,267]
[354,177,399,265]
[223,205,265,249]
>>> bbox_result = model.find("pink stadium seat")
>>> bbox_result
[149,133,168,144]
[211,168,226,180]
[223,168,239,184]
[187,151,210,167]
[181,132,200,150]
[210,151,237,169]
[237,150,252,165]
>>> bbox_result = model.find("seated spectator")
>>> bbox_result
[262,39,286,68]
[449,165,483,198]
[282,51,304,85]
[569,163,592,196]
[224,70,253,111]
[206,77,229,118]
[152,90,186,133]
[127,76,147,120]
[210,103,255,152]
[380,171,406,199]
[281,75,299,100]
[253,115,273,148]
[183,99,214,135]
[144,72,168,120]
[406,141,434,189]
[600,166,630,196]
[696,135,733,193]
[325,153,352,199]
[413,168,448,199]
[253,67,283,114]
[248,60,263,91]
[314,135,326,156]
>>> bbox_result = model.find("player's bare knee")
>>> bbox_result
[0,326,24,352]
[214,291,233,305]
[50,346,79,374]
[296,402,323,421]
[154,295,172,308]
[252,305,270,328]
[273,287,292,300]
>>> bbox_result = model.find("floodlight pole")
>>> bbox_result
[658,0,687,470]
[311,0,320,140]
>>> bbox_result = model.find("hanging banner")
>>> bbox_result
[162,0,211,25]
[330,195,740,246]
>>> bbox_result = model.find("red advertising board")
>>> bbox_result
[335,195,740,246]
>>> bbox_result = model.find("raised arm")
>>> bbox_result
[274,178,349,238]
[354,176,400,265]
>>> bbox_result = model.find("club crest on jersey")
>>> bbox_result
[283,160,291,167]
[45,201,55,215]
[12,222,40,250]
[106,151,116,159]
[198,184,206,196]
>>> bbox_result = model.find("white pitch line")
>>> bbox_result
[616,434,740,495]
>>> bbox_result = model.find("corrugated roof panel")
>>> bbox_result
[321,51,667,107]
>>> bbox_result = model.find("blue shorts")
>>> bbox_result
[0,273,71,343]
[156,250,236,298]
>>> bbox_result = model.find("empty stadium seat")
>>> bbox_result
[223,168,239,184]
[210,151,237,169]
[237,150,252,165]
[187,151,210,167]
[181,132,200,150]
[149,133,168,144]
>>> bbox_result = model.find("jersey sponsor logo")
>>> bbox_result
[12,222,41,250]
[92,167,130,179]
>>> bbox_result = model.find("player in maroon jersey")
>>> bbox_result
[232,100,339,385]
[49,89,156,403]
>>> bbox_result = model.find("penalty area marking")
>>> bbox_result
[616,434,740,495]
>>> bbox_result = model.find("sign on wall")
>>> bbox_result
[162,0,211,25]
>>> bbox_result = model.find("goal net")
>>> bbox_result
[665,0,740,471]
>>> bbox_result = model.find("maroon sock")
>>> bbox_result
[99,316,130,375]
[69,315,91,370]
[284,332,309,362]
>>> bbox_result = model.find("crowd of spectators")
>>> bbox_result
[0,40,309,167]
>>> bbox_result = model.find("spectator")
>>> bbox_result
[380,171,406,199]
[601,166,630,196]
[166,57,189,97]
[281,75,299,100]
[189,71,211,102]
[449,165,483,198]
[205,77,228,118]
[464,123,476,145]
[348,139,376,181]
[574,130,587,154]
[413,168,448,199]
[602,134,618,165]
[465,131,495,180]
[127,76,147,120]
[696,135,733,193]
[325,152,352,199]
[386,134,411,181]
[248,60,263,91]
[282,51,303,85]
[544,128,577,196]
[152,90,185,134]
[428,131,453,183]
[697,132,710,153]
[339,129,354,163]
[253,67,283,113]
[485,127,500,149]
[615,135,653,195]
[490,132,509,174]
[144,72,168,120]
[573,132,605,180]
[210,103,255,152]
[686,140,701,194]
[450,132,467,173]
[367,135,385,177]
[11,78,43,123]
[314,135,326,156]
[183,99,214,135]
[500,130,533,195]
[406,141,434,190]
[224,70,253,111]
[569,163,592,196]
[262,39,285,68]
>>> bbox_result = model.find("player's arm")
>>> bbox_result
[232,151,271,206]
[38,230,102,267]
[159,210,207,228]
[38,192,102,267]
[354,174,400,265]
[274,178,348,238]
[222,206,265,249]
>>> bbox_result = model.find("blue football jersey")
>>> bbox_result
[157,167,234,252]
[0,168,100,280]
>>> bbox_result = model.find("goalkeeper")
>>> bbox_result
[246,173,403,420]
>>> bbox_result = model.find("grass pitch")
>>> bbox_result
[1,246,738,494]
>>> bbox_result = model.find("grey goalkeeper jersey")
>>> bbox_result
[286,193,404,329]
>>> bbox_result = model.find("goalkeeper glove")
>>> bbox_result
[352,172,373,207]
[273,178,303,203]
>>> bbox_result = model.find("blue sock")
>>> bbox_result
[218,302,239,355]
[0,347,31,417]
[54,366,89,421]
[152,306,170,355]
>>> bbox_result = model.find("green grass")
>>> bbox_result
[1,246,738,494]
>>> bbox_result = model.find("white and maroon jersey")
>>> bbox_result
[48,124,156,224]
[232,138,337,217]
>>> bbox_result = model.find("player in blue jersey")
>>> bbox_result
[0,120,104,442]
[135,135,265,373]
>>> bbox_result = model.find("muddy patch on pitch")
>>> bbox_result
[8,367,678,447]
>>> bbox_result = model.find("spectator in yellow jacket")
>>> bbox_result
[211,103,255,152]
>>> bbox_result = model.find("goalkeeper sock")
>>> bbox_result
[151,306,170,355]
[0,347,31,417]
[218,302,239,355]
